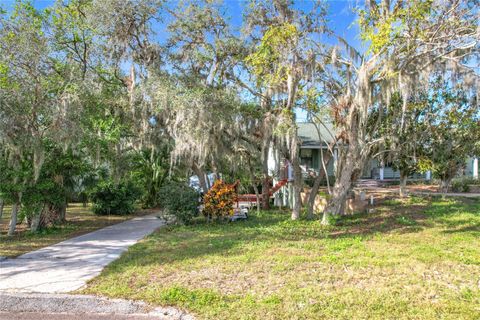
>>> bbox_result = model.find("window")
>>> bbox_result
[300,149,313,169]
[300,149,312,157]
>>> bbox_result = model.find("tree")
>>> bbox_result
[163,0,247,192]
[422,79,479,192]
[0,2,87,233]
[245,0,328,219]
[132,147,170,208]
[305,120,336,218]
[0,0,477,233]
[320,0,479,223]
[375,92,429,197]
[0,151,27,236]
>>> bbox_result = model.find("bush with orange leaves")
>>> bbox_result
[203,180,238,221]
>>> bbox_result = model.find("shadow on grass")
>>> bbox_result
[443,224,480,235]
[329,201,431,238]
[418,197,480,235]
[97,196,480,276]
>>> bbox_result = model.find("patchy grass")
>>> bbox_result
[0,203,152,257]
[83,197,480,319]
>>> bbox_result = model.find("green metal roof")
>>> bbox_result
[297,122,336,147]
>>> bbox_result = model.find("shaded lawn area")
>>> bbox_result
[82,197,480,320]
[0,203,153,257]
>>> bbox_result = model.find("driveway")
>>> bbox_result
[0,214,164,293]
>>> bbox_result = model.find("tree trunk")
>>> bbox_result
[252,183,261,213]
[54,175,67,223]
[399,170,408,198]
[322,170,353,224]
[57,201,67,223]
[290,154,303,220]
[438,165,459,194]
[0,199,4,221]
[30,204,51,233]
[307,175,322,220]
[261,144,270,210]
[30,213,41,233]
[8,201,20,236]
[307,171,325,220]
[192,162,208,193]
[259,91,273,210]
[439,178,451,194]
[307,153,331,219]
[322,103,369,225]
[247,161,261,213]
[261,176,270,210]
[322,147,361,224]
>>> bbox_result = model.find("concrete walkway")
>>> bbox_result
[0,214,164,293]
[409,191,480,198]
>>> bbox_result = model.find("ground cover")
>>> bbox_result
[83,196,480,319]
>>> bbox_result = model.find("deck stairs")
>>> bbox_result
[237,179,288,203]
[354,179,385,189]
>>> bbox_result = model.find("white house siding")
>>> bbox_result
[267,143,277,176]
[384,167,400,179]
[463,157,478,178]
[474,158,479,179]
[465,157,474,176]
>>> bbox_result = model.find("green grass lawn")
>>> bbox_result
[0,203,152,257]
[82,196,480,319]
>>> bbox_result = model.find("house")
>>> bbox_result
[268,122,478,187]
[291,122,414,180]
[244,122,478,208]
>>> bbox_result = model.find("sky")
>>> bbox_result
[0,0,364,121]
[0,0,361,44]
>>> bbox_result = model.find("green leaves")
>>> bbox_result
[158,181,199,224]
[21,179,65,218]
[359,0,433,55]
[422,79,479,182]
[90,180,140,215]
[245,23,299,86]
[92,116,124,143]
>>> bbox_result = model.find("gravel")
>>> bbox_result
[0,313,173,320]
[0,293,194,320]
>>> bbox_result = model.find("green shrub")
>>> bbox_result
[158,181,199,224]
[459,176,479,186]
[90,180,140,215]
[451,178,471,193]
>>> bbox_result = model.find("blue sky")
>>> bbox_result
[1,0,363,121]
[0,0,362,55]
[0,0,361,45]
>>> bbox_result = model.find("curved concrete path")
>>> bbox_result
[0,214,164,293]
[409,191,480,198]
